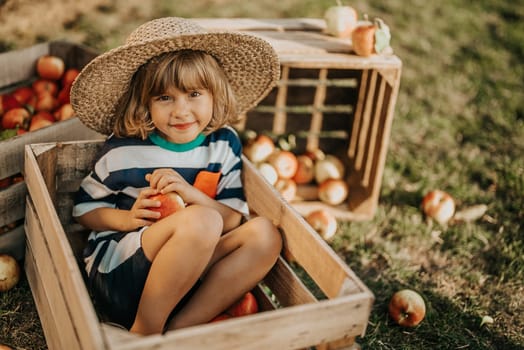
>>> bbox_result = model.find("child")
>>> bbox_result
[70,17,282,335]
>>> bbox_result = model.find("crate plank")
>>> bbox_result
[25,201,82,350]
[0,224,25,260]
[0,181,26,227]
[24,143,106,350]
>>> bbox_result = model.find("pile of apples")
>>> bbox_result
[243,133,349,207]
[0,54,78,139]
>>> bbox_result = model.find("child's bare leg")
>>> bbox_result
[130,205,223,335]
[167,216,282,329]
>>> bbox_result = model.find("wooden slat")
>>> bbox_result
[242,156,368,299]
[24,244,65,350]
[0,181,26,227]
[307,68,328,151]
[273,65,289,134]
[25,200,82,350]
[355,70,377,171]
[24,143,106,350]
[348,69,368,160]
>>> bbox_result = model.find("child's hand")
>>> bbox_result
[145,168,201,204]
[128,187,162,228]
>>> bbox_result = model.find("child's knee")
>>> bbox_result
[249,216,282,256]
[172,205,223,248]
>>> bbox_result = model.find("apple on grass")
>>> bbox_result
[388,289,426,327]
[147,192,186,220]
[421,190,455,225]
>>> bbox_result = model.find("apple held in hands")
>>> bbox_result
[388,289,426,327]
[148,192,186,220]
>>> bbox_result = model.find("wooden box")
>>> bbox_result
[24,140,374,350]
[195,18,402,221]
[0,41,104,260]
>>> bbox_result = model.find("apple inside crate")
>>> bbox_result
[24,140,373,350]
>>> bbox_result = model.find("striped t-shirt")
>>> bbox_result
[73,126,248,275]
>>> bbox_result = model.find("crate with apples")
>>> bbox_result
[194,17,402,223]
[0,41,103,261]
[24,140,373,350]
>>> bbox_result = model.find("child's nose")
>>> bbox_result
[171,98,189,116]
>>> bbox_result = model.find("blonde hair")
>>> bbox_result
[113,50,239,139]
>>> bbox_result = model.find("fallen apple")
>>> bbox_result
[148,192,186,220]
[318,178,349,206]
[267,150,298,179]
[305,209,338,240]
[227,291,258,317]
[0,254,21,292]
[243,134,275,163]
[388,289,426,327]
[421,190,455,225]
[293,154,315,185]
[314,154,345,184]
[257,162,278,186]
[324,0,358,38]
[36,55,65,80]
[274,178,297,202]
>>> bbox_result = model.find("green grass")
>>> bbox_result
[1,0,523,348]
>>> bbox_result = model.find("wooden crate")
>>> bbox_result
[24,140,374,350]
[0,41,104,260]
[195,18,402,221]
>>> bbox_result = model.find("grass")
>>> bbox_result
[1,0,523,348]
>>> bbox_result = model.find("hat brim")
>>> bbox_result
[71,32,280,135]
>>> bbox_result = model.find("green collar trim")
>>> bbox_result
[149,132,206,151]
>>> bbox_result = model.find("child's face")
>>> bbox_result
[149,85,213,144]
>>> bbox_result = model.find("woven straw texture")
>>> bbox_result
[71,17,280,135]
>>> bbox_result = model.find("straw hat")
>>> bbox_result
[71,17,280,135]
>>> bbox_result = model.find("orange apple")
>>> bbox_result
[0,254,20,292]
[227,292,258,317]
[274,178,297,202]
[421,190,455,225]
[314,154,345,184]
[292,154,315,185]
[57,83,72,105]
[36,55,65,80]
[305,209,338,240]
[209,313,231,323]
[352,18,391,57]
[324,1,358,38]
[32,79,58,96]
[34,92,58,112]
[54,103,75,121]
[267,150,298,179]
[61,68,80,86]
[148,192,186,220]
[388,289,426,327]
[318,178,349,206]
[243,134,275,163]
[2,107,30,129]
[12,86,35,105]
[29,111,56,131]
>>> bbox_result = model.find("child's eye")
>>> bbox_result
[189,90,203,98]
[157,95,171,101]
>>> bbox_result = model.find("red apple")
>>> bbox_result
[57,83,72,105]
[29,111,56,131]
[209,313,231,323]
[34,92,58,112]
[148,192,186,220]
[274,178,297,202]
[61,68,80,86]
[293,154,315,185]
[32,79,58,96]
[243,134,275,163]
[314,154,345,184]
[421,190,455,224]
[12,86,35,105]
[388,289,426,327]
[36,55,65,80]
[318,178,349,206]
[0,93,22,115]
[54,103,75,121]
[257,162,278,186]
[2,107,30,129]
[305,209,338,240]
[0,254,20,292]
[267,150,298,179]
[227,292,258,317]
